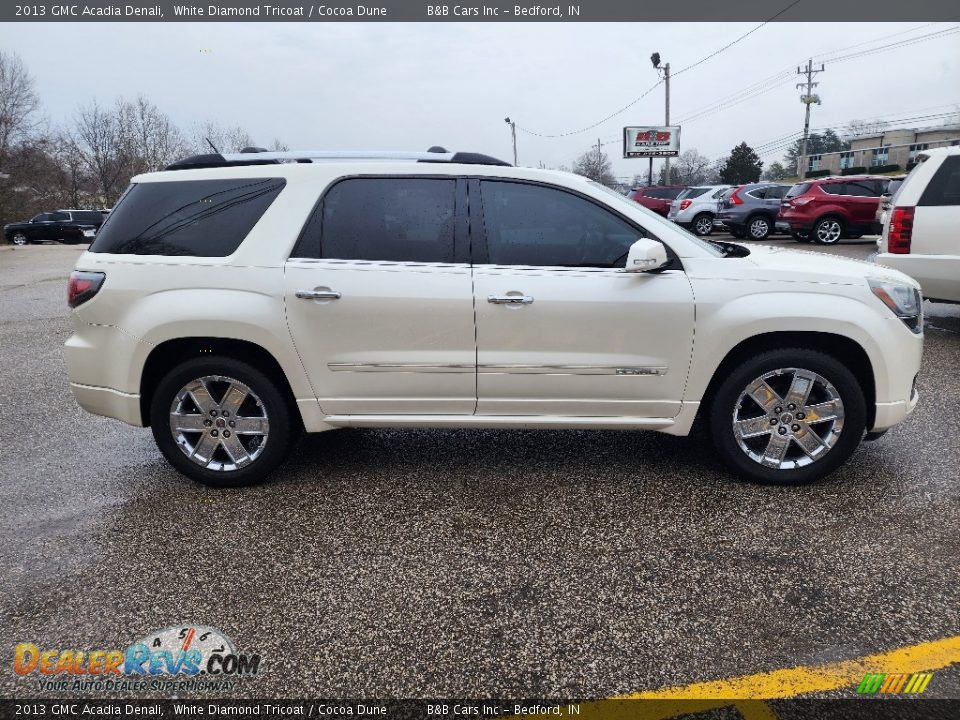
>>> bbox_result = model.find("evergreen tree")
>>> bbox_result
[719,142,763,184]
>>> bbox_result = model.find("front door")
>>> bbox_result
[471,179,695,418]
[284,176,476,415]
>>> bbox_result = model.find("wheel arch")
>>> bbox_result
[139,337,301,429]
[694,331,876,431]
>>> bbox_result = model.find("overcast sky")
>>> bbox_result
[3,21,958,178]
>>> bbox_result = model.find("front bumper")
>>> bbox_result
[872,387,920,433]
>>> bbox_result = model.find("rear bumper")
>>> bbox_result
[874,253,960,303]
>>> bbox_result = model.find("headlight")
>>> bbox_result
[868,277,922,334]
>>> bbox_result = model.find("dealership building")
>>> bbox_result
[804,124,960,175]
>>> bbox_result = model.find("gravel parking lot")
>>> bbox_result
[1,238,958,700]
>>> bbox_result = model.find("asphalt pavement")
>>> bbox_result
[0,238,957,701]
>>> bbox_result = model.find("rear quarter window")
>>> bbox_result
[784,183,810,198]
[918,156,960,206]
[89,178,286,256]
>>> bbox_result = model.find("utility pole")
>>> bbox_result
[597,137,602,180]
[796,59,824,180]
[504,117,517,166]
[663,62,671,185]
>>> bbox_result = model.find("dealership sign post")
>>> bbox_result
[623,126,681,186]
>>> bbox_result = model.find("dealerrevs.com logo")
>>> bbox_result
[13,625,262,693]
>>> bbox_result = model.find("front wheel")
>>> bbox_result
[813,217,844,244]
[708,349,866,485]
[150,357,296,487]
[692,213,714,236]
[11,232,28,246]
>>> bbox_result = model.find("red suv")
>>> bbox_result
[628,185,686,216]
[777,176,888,244]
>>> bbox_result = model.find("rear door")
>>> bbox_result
[283,176,477,416]
[470,179,695,418]
[843,179,882,230]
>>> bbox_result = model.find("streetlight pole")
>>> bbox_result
[504,117,517,166]
[651,53,671,185]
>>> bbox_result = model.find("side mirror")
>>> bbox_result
[623,238,669,273]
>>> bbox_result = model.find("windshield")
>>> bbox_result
[588,181,723,257]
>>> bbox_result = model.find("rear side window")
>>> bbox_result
[71,211,103,224]
[90,178,285,256]
[845,180,881,197]
[48,212,70,221]
[296,178,457,262]
[919,156,960,206]
[785,183,810,198]
[820,182,846,195]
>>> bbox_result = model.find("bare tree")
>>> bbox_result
[658,149,713,186]
[71,100,131,206]
[572,145,616,187]
[190,121,256,154]
[122,96,189,176]
[845,118,889,138]
[0,50,40,164]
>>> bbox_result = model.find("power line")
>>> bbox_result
[515,2,802,138]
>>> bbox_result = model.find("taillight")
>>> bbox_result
[888,206,915,254]
[68,271,105,308]
[679,199,692,211]
[730,187,744,205]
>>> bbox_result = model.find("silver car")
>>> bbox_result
[667,184,731,236]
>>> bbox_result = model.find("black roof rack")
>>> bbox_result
[165,147,511,171]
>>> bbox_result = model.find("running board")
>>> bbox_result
[321,414,677,431]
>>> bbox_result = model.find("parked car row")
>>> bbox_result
[631,174,908,245]
[3,209,108,245]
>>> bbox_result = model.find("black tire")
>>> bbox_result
[692,213,714,236]
[745,215,772,241]
[150,356,296,487]
[812,216,844,245]
[708,348,866,486]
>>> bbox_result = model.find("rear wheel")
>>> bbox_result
[747,215,771,240]
[692,213,714,236]
[813,217,844,244]
[150,357,296,487]
[709,348,866,485]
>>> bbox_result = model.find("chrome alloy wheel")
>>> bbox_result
[732,368,845,470]
[169,375,269,471]
[815,219,842,243]
[12,232,27,246]
[694,215,713,235]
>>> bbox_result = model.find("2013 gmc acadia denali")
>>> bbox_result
[65,148,923,487]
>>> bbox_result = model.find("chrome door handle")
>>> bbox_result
[296,289,341,300]
[487,294,534,305]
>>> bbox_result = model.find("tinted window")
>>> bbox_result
[645,188,669,199]
[919,156,960,206]
[480,181,640,268]
[684,187,711,200]
[663,187,684,199]
[90,178,285,256]
[296,178,456,262]
[785,183,810,198]
[845,180,879,197]
[765,186,787,200]
[48,212,70,222]
[31,213,49,222]
[884,180,903,197]
[820,183,846,195]
[71,210,103,224]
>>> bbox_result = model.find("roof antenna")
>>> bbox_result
[205,137,220,153]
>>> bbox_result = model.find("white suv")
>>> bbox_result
[65,148,923,487]
[874,146,960,303]
[667,185,731,236]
